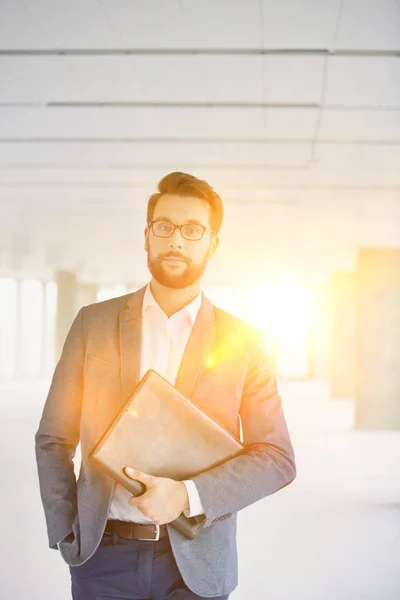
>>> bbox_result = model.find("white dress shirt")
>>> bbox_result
[108,283,206,522]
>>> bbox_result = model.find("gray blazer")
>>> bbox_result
[35,287,296,598]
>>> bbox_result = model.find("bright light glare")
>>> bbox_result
[246,285,316,377]
[272,286,315,378]
[205,284,316,378]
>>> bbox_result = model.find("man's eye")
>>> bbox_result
[158,222,172,232]
[186,225,201,235]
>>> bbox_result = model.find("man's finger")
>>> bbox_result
[128,494,150,515]
[124,467,155,487]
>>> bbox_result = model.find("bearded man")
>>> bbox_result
[35,171,296,600]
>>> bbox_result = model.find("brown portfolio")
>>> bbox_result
[89,369,243,539]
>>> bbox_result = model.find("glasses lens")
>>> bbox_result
[181,224,203,240]
[153,221,174,237]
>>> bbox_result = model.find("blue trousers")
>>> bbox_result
[69,530,230,600]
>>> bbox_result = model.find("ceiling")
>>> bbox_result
[0,0,399,286]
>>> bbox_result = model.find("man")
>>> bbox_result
[35,172,296,600]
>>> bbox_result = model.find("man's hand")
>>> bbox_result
[124,467,190,525]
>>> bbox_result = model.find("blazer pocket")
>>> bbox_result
[86,354,120,377]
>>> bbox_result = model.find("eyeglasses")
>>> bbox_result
[149,220,214,241]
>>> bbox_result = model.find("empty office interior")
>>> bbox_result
[0,1,399,599]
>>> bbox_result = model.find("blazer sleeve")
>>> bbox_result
[34,307,85,549]
[191,331,296,528]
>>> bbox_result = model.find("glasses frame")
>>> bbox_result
[148,220,214,241]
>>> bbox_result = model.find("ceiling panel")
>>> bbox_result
[121,0,261,49]
[325,57,400,107]
[260,0,340,48]
[0,1,109,50]
[0,55,259,103]
[317,109,400,140]
[0,141,312,166]
[384,60,400,106]
[0,106,319,139]
[314,143,400,167]
[262,56,324,103]
[0,0,344,51]
[1,165,398,187]
[1,187,398,212]
[0,55,325,104]
[2,0,396,54]
[216,189,400,208]
[0,0,186,50]
[335,0,400,50]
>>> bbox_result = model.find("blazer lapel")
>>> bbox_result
[175,293,216,398]
[118,286,146,404]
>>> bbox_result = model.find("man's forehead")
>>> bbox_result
[153,193,211,222]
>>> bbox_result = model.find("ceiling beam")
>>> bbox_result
[0,49,399,57]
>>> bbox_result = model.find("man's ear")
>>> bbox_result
[208,235,219,259]
[144,226,149,251]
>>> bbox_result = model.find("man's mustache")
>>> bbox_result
[159,252,190,264]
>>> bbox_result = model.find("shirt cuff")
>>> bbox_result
[182,479,206,518]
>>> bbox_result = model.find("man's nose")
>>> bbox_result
[168,227,184,248]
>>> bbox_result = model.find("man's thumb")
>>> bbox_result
[124,467,154,486]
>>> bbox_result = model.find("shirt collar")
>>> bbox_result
[142,283,202,324]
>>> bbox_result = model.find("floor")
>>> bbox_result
[0,380,399,600]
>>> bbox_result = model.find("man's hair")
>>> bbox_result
[147,172,224,234]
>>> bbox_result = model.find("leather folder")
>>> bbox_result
[89,369,244,539]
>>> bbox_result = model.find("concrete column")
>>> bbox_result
[329,272,356,398]
[55,270,77,362]
[355,248,400,430]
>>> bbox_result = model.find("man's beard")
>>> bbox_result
[147,251,208,289]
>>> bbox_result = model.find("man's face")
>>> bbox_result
[145,194,218,289]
